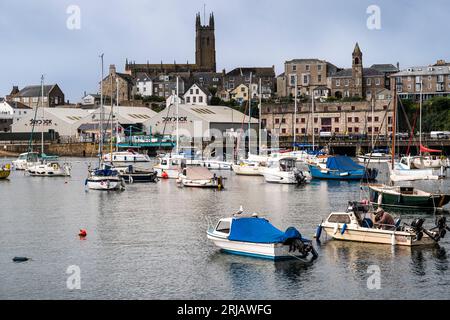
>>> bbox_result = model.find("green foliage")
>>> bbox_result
[399,97,450,132]
[142,95,165,103]
[208,87,218,97]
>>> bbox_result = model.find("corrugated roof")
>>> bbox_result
[179,104,258,124]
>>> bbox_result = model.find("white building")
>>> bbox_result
[11,107,91,137]
[165,94,184,108]
[183,83,211,106]
[0,100,32,123]
[135,74,153,97]
[144,104,259,139]
[81,94,101,106]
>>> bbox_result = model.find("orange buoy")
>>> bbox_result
[161,171,169,179]
[78,229,87,237]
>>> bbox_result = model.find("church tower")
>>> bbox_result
[352,42,363,97]
[195,12,216,72]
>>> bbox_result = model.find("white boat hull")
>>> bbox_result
[27,163,71,177]
[86,178,124,190]
[262,170,298,184]
[320,224,435,246]
[198,160,232,170]
[103,152,150,163]
[232,164,263,176]
[207,233,307,260]
[154,166,180,179]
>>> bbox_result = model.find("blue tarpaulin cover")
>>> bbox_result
[326,156,364,171]
[228,217,303,244]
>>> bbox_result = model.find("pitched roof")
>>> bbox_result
[180,104,258,124]
[226,67,275,78]
[5,101,32,109]
[370,64,399,73]
[16,85,58,97]
[331,68,384,78]
[184,83,211,96]
[393,65,450,76]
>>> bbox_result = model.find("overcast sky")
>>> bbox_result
[1,0,449,102]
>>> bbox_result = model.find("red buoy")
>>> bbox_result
[78,229,87,237]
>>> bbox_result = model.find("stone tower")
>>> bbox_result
[352,42,363,97]
[195,12,216,72]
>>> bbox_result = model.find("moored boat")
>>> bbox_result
[86,165,126,190]
[103,149,150,163]
[27,161,71,177]
[308,156,378,181]
[261,157,307,184]
[207,211,318,261]
[232,160,264,176]
[153,155,185,179]
[178,167,224,189]
[115,165,158,183]
[368,184,450,211]
[0,164,11,179]
[317,202,449,246]
[357,150,392,164]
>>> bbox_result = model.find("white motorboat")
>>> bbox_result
[103,149,150,163]
[86,164,125,190]
[177,167,224,189]
[261,157,307,184]
[12,152,40,170]
[357,152,392,164]
[198,159,233,170]
[207,211,318,261]
[27,161,71,177]
[232,160,264,176]
[317,202,449,247]
[153,155,185,179]
[389,156,439,182]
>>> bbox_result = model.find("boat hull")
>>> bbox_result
[320,224,435,246]
[262,171,298,184]
[232,164,263,176]
[207,233,309,260]
[308,165,370,180]
[153,167,180,179]
[86,177,124,190]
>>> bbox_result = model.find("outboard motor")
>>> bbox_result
[294,169,307,185]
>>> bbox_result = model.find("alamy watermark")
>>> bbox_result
[66,265,81,290]
[367,5,381,30]
[367,265,381,290]
[66,5,81,30]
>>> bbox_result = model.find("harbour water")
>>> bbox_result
[0,158,449,299]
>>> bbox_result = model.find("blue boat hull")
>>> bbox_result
[308,165,377,180]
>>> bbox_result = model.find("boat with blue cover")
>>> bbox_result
[308,155,378,181]
[207,210,318,261]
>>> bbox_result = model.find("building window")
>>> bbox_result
[193,97,196,103]
[318,64,322,71]
[334,117,339,123]
[292,65,297,71]
[275,118,280,124]
[374,116,379,122]
[337,106,341,111]
[305,65,310,71]
[281,118,286,124]
[301,118,306,123]
[295,128,299,134]
[354,117,359,123]
[374,127,379,132]
[348,117,352,123]
[354,127,359,133]
[314,118,318,123]
[199,96,203,103]
[314,128,319,134]
[318,75,322,82]
[383,105,388,110]
[368,116,372,122]
[368,127,372,133]
[281,128,286,134]
[351,106,355,111]
[190,89,193,94]
[375,78,381,85]
[367,78,372,85]
[301,128,306,134]
[296,118,299,123]
[186,97,190,103]
[336,80,340,87]
[335,128,339,133]
[348,127,353,133]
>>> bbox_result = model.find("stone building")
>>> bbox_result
[125,13,216,77]
[277,59,339,98]
[392,59,450,101]
[223,67,275,99]
[329,43,398,99]
[8,84,65,108]
[261,99,393,139]
[100,65,134,103]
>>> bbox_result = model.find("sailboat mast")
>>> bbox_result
[110,75,113,160]
[41,75,44,156]
[312,92,315,151]
[419,79,423,155]
[293,75,298,150]
[391,82,397,170]
[258,78,262,154]
[99,53,104,167]
[176,76,179,155]
[371,96,375,150]
[248,72,252,152]
[116,78,119,152]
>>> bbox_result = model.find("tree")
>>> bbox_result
[208,87,218,97]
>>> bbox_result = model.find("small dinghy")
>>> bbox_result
[316,201,450,246]
[207,210,318,261]
[178,167,224,189]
